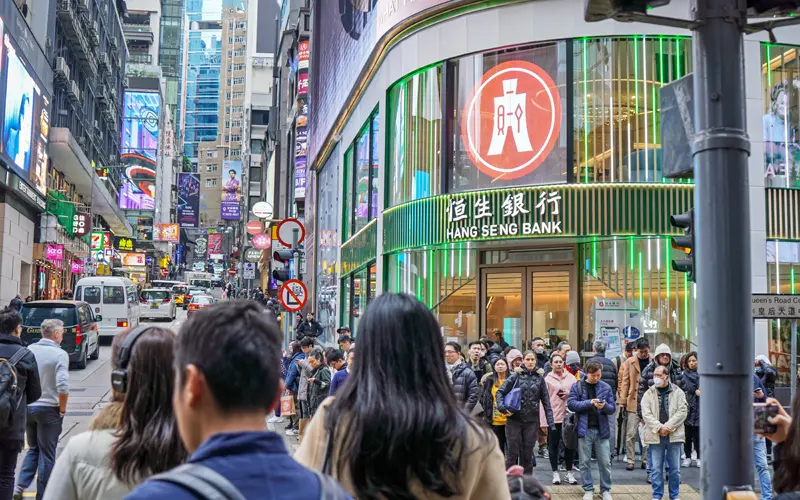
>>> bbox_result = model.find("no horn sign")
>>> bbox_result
[279,279,307,312]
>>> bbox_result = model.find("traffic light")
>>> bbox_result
[272,249,294,283]
[670,208,695,282]
[584,0,670,22]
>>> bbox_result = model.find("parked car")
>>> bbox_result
[20,300,100,369]
[139,288,177,321]
[187,295,214,316]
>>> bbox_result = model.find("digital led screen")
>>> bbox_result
[121,91,160,162]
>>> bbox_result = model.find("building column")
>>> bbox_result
[0,203,35,306]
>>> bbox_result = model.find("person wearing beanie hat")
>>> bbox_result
[637,343,683,466]
[565,350,582,377]
[506,349,524,370]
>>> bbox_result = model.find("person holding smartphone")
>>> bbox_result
[541,353,578,485]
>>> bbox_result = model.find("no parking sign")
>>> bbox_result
[279,279,307,313]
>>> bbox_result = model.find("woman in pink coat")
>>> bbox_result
[540,352,578,485]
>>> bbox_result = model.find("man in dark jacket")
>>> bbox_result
[467,341,492,383]
[0,308,41,500]
[638,343,682,416]
[589,339,619,460]
[295,312,323,341]
[125,300,349,500]
[567,360,616,499]
[444,342,478,413]
[483,337,504,366]
[492,329,510,351]
[531,337,549,370]
[755,355,778,398]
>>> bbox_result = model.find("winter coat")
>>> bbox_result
[479,373,508,423]
[0,334,41,445]
[285,352,305,393]
[588,354,619,395]
[640,383,688,445]
[638,359,683,415]
[297,358,314,402]
[619,354,652,413]
[486,345,504,366]
[295,320,323,340]
[295,398,510,500]
[43,403,133,500]
[308,365,332,416]
[450,362,479,412]
[566,379,616,439]
[681,369,700,426]
[756,361,778,398]
[496,366,555,427]
[469,358,492,384]
[540,370,576,424]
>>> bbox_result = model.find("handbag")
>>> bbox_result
[502,376,521,412]
[280,393,296,416]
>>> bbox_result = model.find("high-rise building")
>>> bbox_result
[159,0,184,132]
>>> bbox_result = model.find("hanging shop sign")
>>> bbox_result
[244,248,262,263]
[154,223,179,243]
[91,232,105,250]
[71,260,84,274]
[113,236,136,252]
[73,212,89,237]
[251,233,271,250]
[120,252,147,267]
[298,40,309,69]
[45,244,63,261]
[445,188,563,241]
[461,60,562,180]
[252,201,273,219]
[246,221,263,235]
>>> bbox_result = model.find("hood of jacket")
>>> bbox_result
[506,349,523,367]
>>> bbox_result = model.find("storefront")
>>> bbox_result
[311,0,794,357]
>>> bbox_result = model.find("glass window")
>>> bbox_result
[83,286,101,304]
[574,37,693,183]
[387,65,443,207]
[316,152,340,344]
[766,241,800,388]
[142,290,170,301]
[343,146,353,240]
[354,126,370,234]
[762,44,800,188]
[581,238,696,356]
[450,42,568,192]
[341,277,351,331]
[370,116,379,219]
[343,113,379,240]
[352,268,368,335]
[103,286,125,305]
[21,306,79,327]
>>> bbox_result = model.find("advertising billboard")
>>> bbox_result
[207,233,223,258]
[0,22,50,196]
[309,0,459,165]
[177,173,200,227]
[154,223,179,243]
[119,91,159,211]
[220,160,242,220]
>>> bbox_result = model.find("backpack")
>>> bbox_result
[150,463,350,500]
[0,348,29,431]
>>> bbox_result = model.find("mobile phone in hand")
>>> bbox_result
[754,403,779,434]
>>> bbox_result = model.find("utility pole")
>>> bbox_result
[693,0,753,495]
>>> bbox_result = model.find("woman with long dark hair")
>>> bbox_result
[766,393,800,497]
[681,351,700,468]
[44,327,187,499]
[480,357,510,453]
[542,353,577,485]
[295,293,509,499]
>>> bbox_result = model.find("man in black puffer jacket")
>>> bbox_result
[0,308,41,500]
[445,342,478,413]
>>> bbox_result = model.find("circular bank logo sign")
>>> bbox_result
[461,60,562,180]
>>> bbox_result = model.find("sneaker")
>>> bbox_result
[626,463,634,471]
[553,472,561,485]
[646,474,652,484]
[602,492,613,500]
[541,448,550,459]
[641,462,648,469]
[267,416,285,423]
[567,472,578,485]
[558,464,567,471]
[12,492,22,500]
[573,463,580,472]
[583,491,594,500]
[622,454,628,462]
[285,428,297,436]
[681,458,692,467]
[695,460,701,468]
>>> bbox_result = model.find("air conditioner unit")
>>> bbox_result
[66,80,79,102]
[55,57,70,80]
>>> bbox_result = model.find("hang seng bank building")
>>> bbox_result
[306,0,800,389]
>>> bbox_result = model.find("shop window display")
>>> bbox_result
[767,241,800,389]
[762,44,800,188]
[315,150,340,344]
[343,112,378,241]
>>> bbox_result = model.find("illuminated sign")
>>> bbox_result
[113,236,136,252]
[460,60,562,180]
[90,232,104,250]
[120,252,147,267]
[45,244,63,261]
[73,211,89,237]
[154,223,179,243]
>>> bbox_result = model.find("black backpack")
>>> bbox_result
[150,463,350,500]
[0,348,29,431]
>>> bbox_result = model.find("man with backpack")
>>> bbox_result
[0,308,41,500]
[125,300,349,499]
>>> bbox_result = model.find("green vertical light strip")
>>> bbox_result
[684,274,689,339]
[583,39,589,183]
[675,38,681,78]
[665,237,671,299]
[443,244,449,279]
[428,251,434,307]
[417,277,422,301]
[767,45,772,87]
[395,255,400,293]
[630,239,635,271]
[638,252,644,310]
[792,266,796,294]
[592,238,597,277]
[458,243,463,278]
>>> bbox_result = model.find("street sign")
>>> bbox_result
[277,218,305,247]
[752,294,800,319]
[252,233,271,250]
[243,262,256,280]
[245,221,263,235]
[161,269,169,277]
[228,268,236,276]
[244,248,262,263]
[279,279,307,312]
[252,201,274,219]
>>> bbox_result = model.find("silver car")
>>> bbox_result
[140,288,177,321]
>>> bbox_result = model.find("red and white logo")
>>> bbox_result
[460,60,562,180]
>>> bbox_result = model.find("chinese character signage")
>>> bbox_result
[207,233,223,257]
[752,294,800,319]
[298,73,309,96]
[220,161,242,221]
[113,236,136,252]
[178,173,200,227]
[445,188,563,241]
[154,223,179,243]
[45,244,63,261]
[73,212,89,237]
[298,40,309,69]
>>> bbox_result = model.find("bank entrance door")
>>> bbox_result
[481,266,574,350]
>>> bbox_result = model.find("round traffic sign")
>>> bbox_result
[252,201,274,219]
[277,218,305,247]
[245,221,262,235]
[251,233,271,250]
[460,60,562,180]
[244,248,262,263]
[228,268,237,276]
[279,279,307,312]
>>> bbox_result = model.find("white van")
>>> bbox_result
[74,277,141,337]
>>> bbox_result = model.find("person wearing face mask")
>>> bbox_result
[619,338,654,471]
[468,340,492,383]
[637,344,683,418]
[506,349,524,371]
[444,342,478,413]
[680,352,700,468]
[567,360,616,500]
[640,366,687,500]
[541,353,578,485]
[614,342,635,459]
[565,350,583,380]
[496,351,555,473]
[531,337,549,370]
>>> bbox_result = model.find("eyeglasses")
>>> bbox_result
[444,350,457,355]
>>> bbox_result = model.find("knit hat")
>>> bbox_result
[565,350,581,366]
[506,349,523,366]
[655,343,672,358]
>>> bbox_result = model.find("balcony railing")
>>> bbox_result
[127,53,152,64]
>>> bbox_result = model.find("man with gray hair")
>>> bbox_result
[14,319,69,500]
[588,338,620,461]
